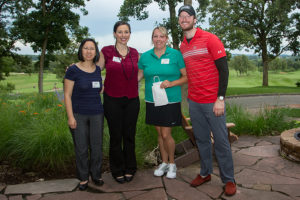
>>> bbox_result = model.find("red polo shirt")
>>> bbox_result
[180,28,226,103]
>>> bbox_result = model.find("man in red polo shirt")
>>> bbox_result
[178,5,236,196]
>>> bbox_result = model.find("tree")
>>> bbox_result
[13,0,89,93]
[49,37,81,79]
[0,0,31,80]
[269,57,288,72]
[208,0,299,86]
[118,0,209,50]
[229,55,255,76]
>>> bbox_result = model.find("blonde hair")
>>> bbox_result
[152,26,168,38]
[151,26,169,46]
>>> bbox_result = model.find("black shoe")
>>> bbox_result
[113,176,126,184]
[125,174,134,182]
[93,178,104,186]
[78,181,88,191]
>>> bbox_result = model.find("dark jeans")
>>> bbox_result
[103,93,140,177]
[71,113,104,181]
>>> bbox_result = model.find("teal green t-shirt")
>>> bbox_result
[138,46,185,103]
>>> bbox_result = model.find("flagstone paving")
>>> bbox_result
[1,135,300,200]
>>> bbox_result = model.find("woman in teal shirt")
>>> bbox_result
[138,26,187,179]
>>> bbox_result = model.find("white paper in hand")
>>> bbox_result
[152,76,168,106]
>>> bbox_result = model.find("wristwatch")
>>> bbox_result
[218,96,224,101]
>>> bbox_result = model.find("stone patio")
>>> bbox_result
[1,135,300,200]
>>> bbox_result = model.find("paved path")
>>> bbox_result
[1,135,300,200]
[226,94,300,109]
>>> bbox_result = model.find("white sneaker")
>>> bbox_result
[154,162,169,176]
[166,163,177,179]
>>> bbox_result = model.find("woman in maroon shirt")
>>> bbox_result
[99,21,139,184]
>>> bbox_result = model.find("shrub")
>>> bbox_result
[0,82,15,93]
[1,92,297,174]
[296,81,300,87]
[226,104,298,136]
[0,93,74,172]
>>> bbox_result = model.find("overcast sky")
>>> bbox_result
[16,0,260,55]
[16,0,206,55]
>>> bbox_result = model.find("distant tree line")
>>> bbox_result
[229,55,300,76]
[1,0,299,92]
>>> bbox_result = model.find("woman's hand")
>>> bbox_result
[160,80,172,88]
[68,117,77,129]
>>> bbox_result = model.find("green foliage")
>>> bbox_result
[208,0,299,86]
[118,0,210,49]
[12,55,34,73]
[12,0,89,93]
[269,57,288,72]
[227,69,300,95]
[229,55,255,75]
[0,82,15,92]
[0,0,32,80]
[0,93,74,172]
[0,92,187,171]
[277,108,300,118]
[0,57,15,80]
[0,89,299,172]
[0,73,63,93]
[226,104,299,136]
[296,81,300,87]
[49,39,80,79]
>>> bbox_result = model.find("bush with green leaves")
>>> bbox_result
[0,93,74,172]
[0,92,299,174]
[226,104,299,136]
[0,82,15,92]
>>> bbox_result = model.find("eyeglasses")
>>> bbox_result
[179,15,193,20]
[83,47,95,51]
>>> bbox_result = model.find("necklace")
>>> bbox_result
[114,46,135,80]
[115,45,129,58]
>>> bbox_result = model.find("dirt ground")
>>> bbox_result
[0,157,110,185]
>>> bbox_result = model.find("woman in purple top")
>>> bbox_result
[99,21,140,184]
[64,38,104,190]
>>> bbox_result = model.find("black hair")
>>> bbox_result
[77,38,100,63]
[113,21,131,33]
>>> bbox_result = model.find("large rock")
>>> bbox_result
[40,191,121,200]
[88,169,163,193]
[235,168,300,185]
[164,177,211,200]
[5,179,79,195]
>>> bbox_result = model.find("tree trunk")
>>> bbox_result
[39,30,49,93]
[184,0,192,5]
[167,0,179,49]
[38,0,47,93]
[261,39,269,87]
[262,53,269,87]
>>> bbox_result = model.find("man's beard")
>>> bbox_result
[181,23,194,32]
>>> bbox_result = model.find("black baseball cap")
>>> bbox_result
[178,5,196,17]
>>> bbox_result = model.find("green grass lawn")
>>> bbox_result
[1,70,299,172]
[1,73,64,93]
[1,70,300,95]
[227,70,300,95]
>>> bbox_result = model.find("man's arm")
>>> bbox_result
[215,56,229,98]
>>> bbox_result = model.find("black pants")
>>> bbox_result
[103,93,140,177]
[71,113,104,181]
